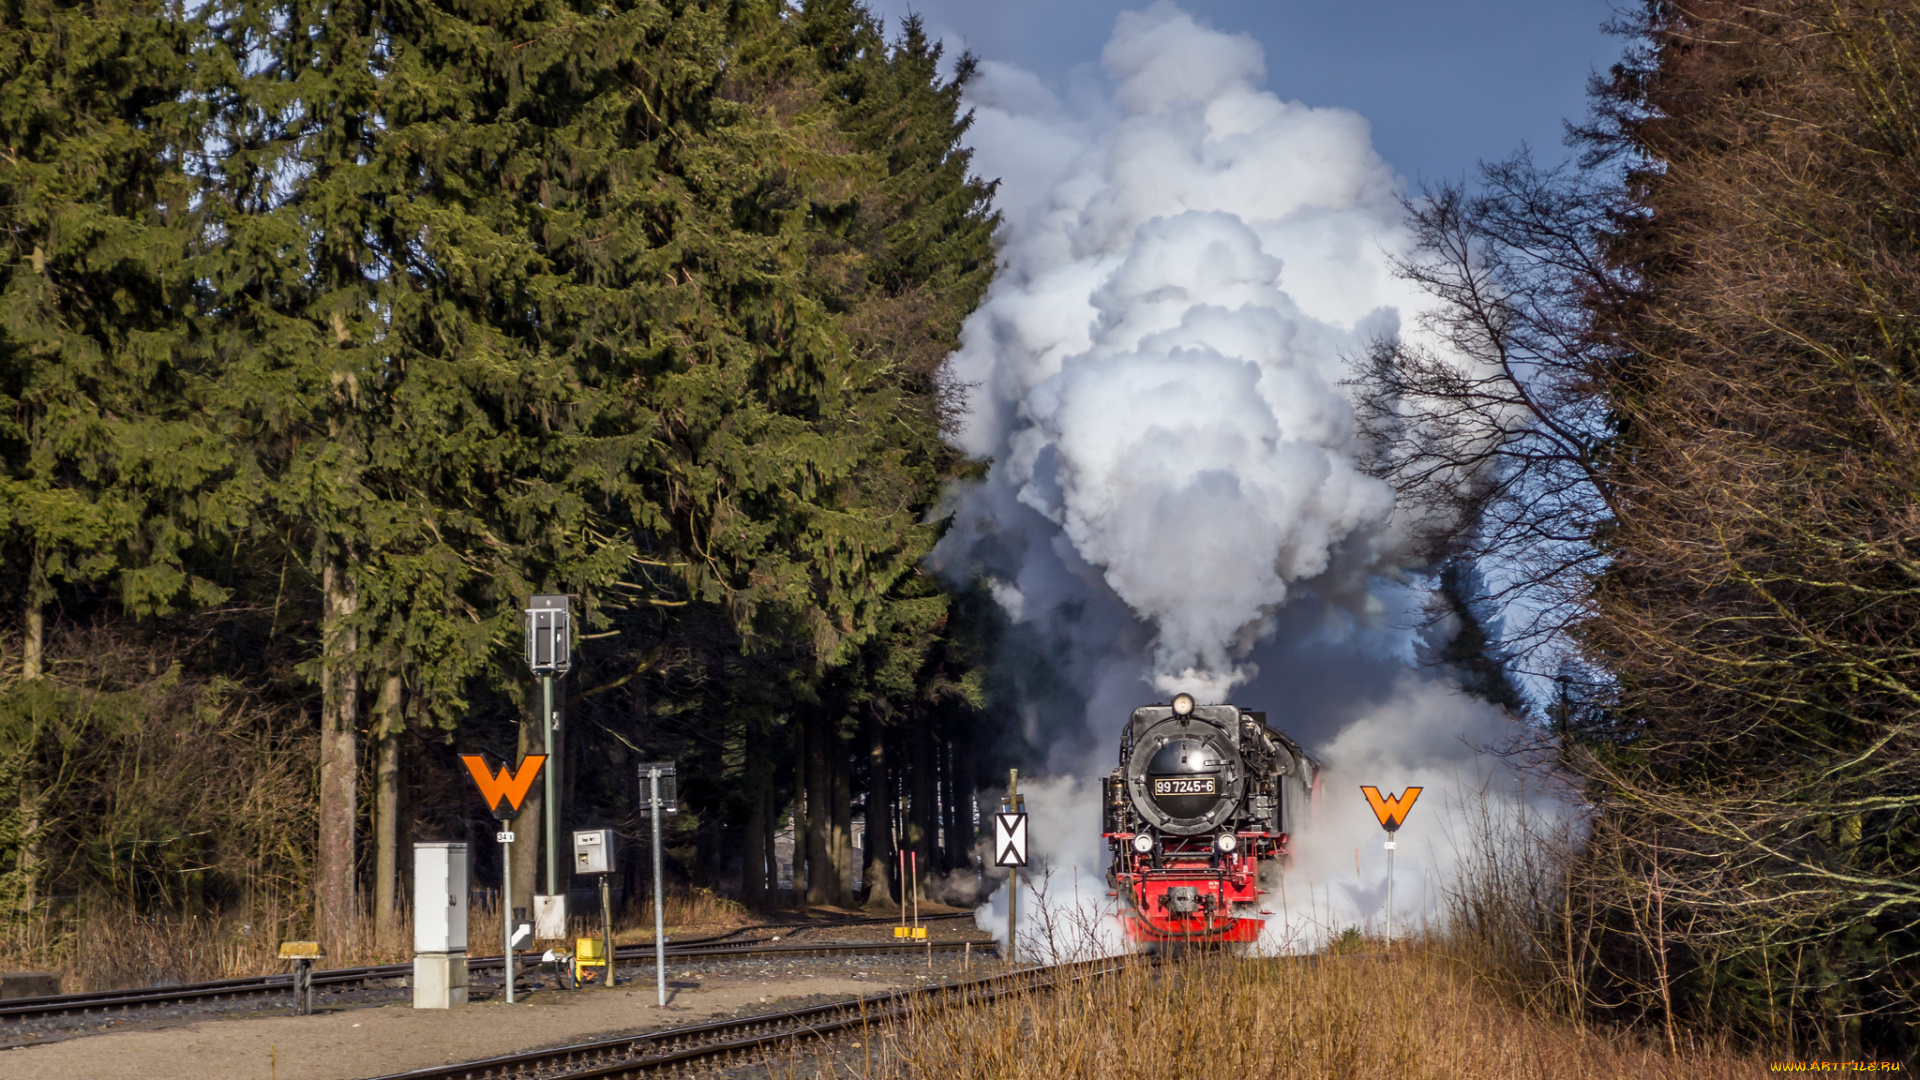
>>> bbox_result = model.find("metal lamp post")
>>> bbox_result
[525,595,572,920]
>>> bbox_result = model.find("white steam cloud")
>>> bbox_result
[935,3,1558,953]
[943,2,1428,697]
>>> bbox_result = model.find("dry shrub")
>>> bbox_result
[1435,775,1597,1026]
[457,886,755,957]
[0,883,754,991]
[849,950,1764,1080]
[618,886,753,941]
[0,626,319,990]
[5,901,428,992]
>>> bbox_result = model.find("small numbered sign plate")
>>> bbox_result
[497,830,516,843]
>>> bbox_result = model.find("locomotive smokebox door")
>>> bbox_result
[1125,705,1245,836]
[1147,738,1220,818]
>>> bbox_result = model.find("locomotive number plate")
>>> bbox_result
[1153,777,1217,796]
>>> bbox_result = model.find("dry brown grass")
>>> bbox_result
[0,886,757,991]
[616,886,756,944]
[838,946,1767,1080]
[0,898,380,993]
[464,886,757,956]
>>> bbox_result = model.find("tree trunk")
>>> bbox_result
[17,559,45,921]
[804,712,832,907]
[831,720,853,906]
[939,738,956,871]
[951,734,976,875]
[21,605,42,681]
[372,670,404,946]
[317,555,361,947]
[862,711,894,912]
[761,780,778,910]
[742,722,768,908]
[510,707,542,922]
[908,714,935,891]
[790,724,806,908]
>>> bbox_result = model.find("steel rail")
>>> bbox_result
[359,956,1130,1080]
[0,912,979,1025]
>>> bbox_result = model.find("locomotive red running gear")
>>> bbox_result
[1104,701,1321,945]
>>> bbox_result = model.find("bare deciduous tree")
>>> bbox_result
[1356,154,1634,671]
[1366,0,1920,1056]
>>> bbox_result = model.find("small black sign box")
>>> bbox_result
[993,812,1028,868]
[637,762,678,813]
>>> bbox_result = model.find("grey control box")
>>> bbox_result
[572,828,616,875]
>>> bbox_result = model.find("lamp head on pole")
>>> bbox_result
[525,594,572,676]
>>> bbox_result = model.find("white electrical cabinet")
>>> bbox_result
[413,843,469,953]
[573,829,616,875]
[413,842,469,1009]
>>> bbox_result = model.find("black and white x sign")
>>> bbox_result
[993,812,1029,868]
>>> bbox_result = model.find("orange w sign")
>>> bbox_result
[462,754,547,819]
[1361,785,1422,832]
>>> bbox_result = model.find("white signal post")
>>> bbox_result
[498,827,516,1001]
[639,762,677,1007]
[651,769,663,1006]
[994,769,1029,964]
[525,595,572,935]
[1390,826,1405,937]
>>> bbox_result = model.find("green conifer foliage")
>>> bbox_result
[0,0,223,656]
[0,0,1001,944]
[0,0,237,929]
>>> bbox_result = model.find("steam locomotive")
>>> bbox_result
[1102,693,1321,945]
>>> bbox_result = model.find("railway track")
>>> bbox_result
[360,956,1129,1080]
[0,912,981,1026]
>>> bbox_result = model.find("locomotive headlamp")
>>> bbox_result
[1132,833,1154,854]
[1216,832,1238,853]
[1171,693,1195,716]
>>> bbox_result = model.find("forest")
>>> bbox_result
[1366,0,1920,1060]
[3,0,1918,1063]
[0,0,1005,977]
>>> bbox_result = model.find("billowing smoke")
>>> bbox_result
[935,3,1553,954]
[941,2,1426,700]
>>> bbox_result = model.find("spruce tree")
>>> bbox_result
[0,0,218,666]
[0,0,223,924]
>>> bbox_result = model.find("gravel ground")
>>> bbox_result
[0,976,903,1080]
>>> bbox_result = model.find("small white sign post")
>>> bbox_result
[994,769,1028,964]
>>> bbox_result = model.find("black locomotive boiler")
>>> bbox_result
[1102,692,1321,944]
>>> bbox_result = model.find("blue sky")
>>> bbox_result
[861,0,1622,186]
